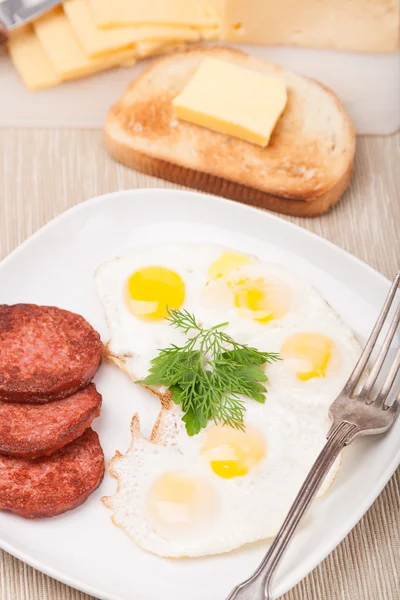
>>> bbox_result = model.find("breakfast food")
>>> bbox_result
[6,19,186,91]
[7,26,62,90]
[96,244,361,391]
[64,0,202,59]
[0,384,102,458]
[104,403,338,557]
[0,428,104,519]
[32,9,147,82]
[7,1,398,90]
[222,0,399,52]
[0,303,105,519]
[98,244,362,556]
[6,2,214,90]
[172,57,288,147]
[105,46,355,217]
[89,0,220,29]
[0,304,103,403]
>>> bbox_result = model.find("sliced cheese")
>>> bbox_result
[118,55,137,67]
[34,8,102,78]
[120,41,188,65]
[135,40,186,58]
[63,0,136,57]
[89,0,220,29]
[120,40,172,64]
[64,0,201,59]
[7,26,61,90]
[172,57,287,147]
[222,0,399,53]
[200,26,221,40]
[33,8,136,80]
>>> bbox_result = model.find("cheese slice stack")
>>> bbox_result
[7,26,61,91]
[7,0,219,90]
[64,0,203,58]
[7,0,399,91]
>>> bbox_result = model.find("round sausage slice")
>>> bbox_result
[0,428,104,518]
[0,304,103,403]
[0,384,102,458]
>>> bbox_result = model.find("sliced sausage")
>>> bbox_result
[0,428,104,518]
[0,384,102,458]
[0,304,103,403]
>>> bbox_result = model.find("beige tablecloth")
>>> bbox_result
[0,129,399,600]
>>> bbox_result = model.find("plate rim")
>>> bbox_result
[0,187,398,600]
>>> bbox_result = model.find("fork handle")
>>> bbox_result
[226,421,357,600]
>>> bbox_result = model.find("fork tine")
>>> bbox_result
[358,296,400,403]
[345,270,400,395]
[373,346,400,408]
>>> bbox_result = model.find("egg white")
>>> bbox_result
[97,243,361,557]
[103,400,341,557]
[249,323,362,411]
[95,244,353,383]
[95,244,226,380]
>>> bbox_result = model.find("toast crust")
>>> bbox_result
[105,132,353,217]
[105,45,355,217]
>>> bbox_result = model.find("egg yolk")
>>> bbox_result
[208,251,253,280]
[201,425,266,479]
[281,332,339,380]
[147,472,216,534]
[125,266,185,321]
[233,278,291,323]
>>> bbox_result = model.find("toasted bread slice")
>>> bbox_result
[105,46,355,217]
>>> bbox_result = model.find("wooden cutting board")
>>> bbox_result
[1,43,399,134]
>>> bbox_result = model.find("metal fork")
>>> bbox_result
[226,270,400,600]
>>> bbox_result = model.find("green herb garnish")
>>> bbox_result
[137,309,280,435]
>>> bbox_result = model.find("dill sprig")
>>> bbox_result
[137,309,280,435]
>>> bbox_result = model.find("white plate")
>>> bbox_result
[0,189,399,600]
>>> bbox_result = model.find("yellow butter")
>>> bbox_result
[172,57,287,147]
[7,26,61,90]
[33,8,135,80]
[64,0,201,59]
[89,0,220,29]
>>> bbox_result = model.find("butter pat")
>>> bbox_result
[172,58,287,146]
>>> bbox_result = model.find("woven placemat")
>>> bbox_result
[0,129,399,600]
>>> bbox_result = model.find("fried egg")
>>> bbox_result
[95,244,345,382]
[96,244,361,557]
[95,244,222,380]
[103,400,340,557]
[248,322,362,411]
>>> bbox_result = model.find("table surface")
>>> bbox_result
[0,129,399,600]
